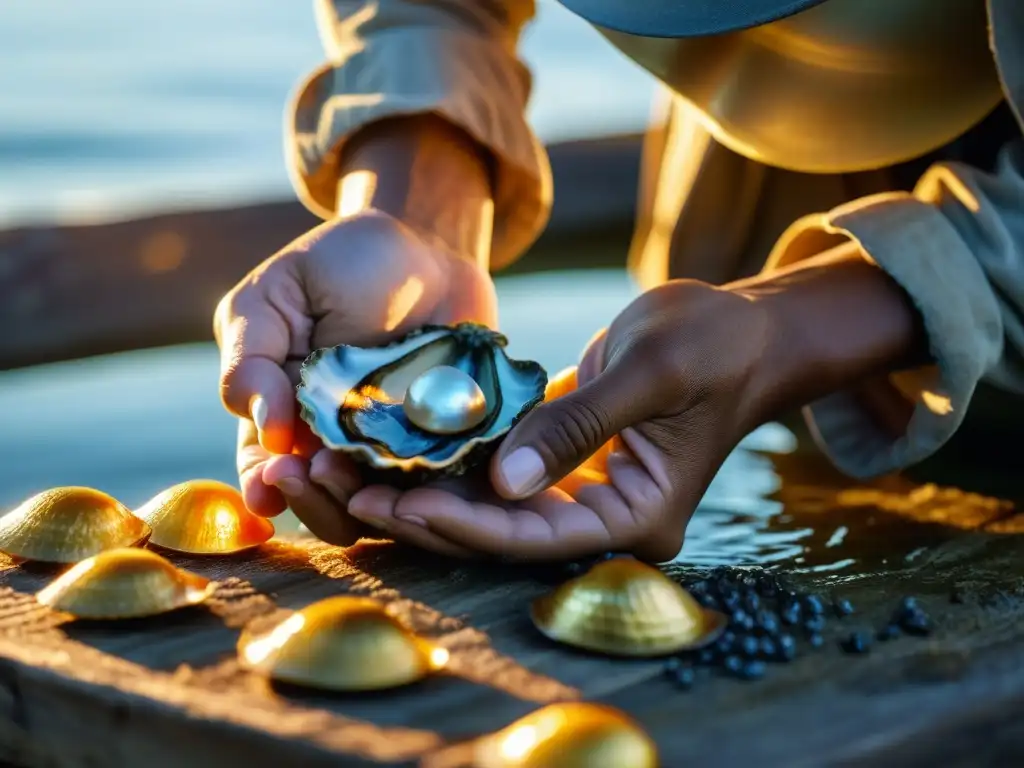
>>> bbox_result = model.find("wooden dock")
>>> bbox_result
[2,520,1024,767]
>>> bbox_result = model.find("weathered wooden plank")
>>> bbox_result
[2,528,1024,767]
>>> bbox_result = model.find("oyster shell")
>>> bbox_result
[530,558,727,657]
[0,487,150,564]
[134,479,274,555]
[296,323,547,484]
[473,702,659,768]
[237,595,449,691]
[36,548,214,619]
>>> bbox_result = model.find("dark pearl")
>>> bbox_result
[900,611,931,636]
[724,655,743,674]
[840,631,872,654]
[674,665,696,690]
[898,596,919,613]
[876,624,901,641]
[781,603,802,626]
[663,657,683,675]
[777,634,797,661]
[759,636,777,659]
[697,593,720,609]
[803,595,826,616]
[715,632,736,655]
[743,593,761,613]
[808,633,824,648]
[740,635,760,658]
[833,598,855,617]
[804,615,826,633]
[739,660,766,680]
[697,648,716,665]
[756,610,780,635]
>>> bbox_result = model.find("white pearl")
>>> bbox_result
[403,366,488,434]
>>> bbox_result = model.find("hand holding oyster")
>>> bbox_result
[295,323,548,488]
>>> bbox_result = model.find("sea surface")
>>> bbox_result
[0,0,656,227]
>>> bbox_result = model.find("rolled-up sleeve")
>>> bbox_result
[287,0,552,269]
[762,140,1024,479]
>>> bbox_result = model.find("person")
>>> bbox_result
[214,0,1024,563]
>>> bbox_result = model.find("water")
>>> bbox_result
[0,0,656,227]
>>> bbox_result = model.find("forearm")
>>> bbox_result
[336,114,496,269]
[731,241,930,423]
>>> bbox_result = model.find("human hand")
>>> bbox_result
[345,279,775,562]
[343,242,927,562]
[216,209,498,543]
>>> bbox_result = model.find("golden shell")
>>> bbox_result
[36,548,215,619]
[473,702,659,768]
[237,595,449,691]
[0,487,150,564]
[530,558,727,657]
[134,479,274,555]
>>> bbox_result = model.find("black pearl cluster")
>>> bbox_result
[555,557,937,691]
[659,567,850,688]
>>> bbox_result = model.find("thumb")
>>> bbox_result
[216,296,299,455]
[490,356,654,499]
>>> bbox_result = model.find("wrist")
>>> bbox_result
[336,114,495,269]
[729,241,929,424]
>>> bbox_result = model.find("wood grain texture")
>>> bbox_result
[3,531,1024,767]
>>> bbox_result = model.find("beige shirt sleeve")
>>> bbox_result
[287,0,553,269]
[763,140,1024,479]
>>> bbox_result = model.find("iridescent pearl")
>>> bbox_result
[402,366,487,434]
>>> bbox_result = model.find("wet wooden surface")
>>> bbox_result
[3,528,1024,768]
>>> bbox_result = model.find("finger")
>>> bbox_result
[490,354,657,500]
[362,449,679,561]
[217,285,306,455]
[237,419,287,517]
[577,327,607,385]
[350,485,612,561]
[264,458,368,547]
[348,487,481,559]
[308,449,363,505]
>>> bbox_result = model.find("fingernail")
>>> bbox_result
[398,515,428,528]
[275,477,304,497]
[251,396,269,431]
[354,514,390,532]
[499,447,546,496]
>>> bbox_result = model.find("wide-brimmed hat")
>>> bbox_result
[556,0,829,38]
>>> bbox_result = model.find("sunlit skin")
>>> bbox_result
[219,112,927,562]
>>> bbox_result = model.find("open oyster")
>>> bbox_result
[296,323,547,485]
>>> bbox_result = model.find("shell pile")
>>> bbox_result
[295,322,547,485]
[237,595,448,691]
[0,479,273,619]
[530,557,727,656]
